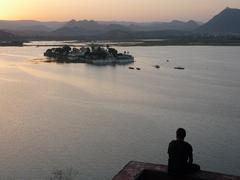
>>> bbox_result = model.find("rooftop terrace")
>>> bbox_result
[113,161,240,180]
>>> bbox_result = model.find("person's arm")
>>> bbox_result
[168,141,173,156]
[189,145,193,164]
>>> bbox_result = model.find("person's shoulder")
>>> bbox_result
[169,140,177,145]
[184,141,192,146]
[184,141,193,149]
[168,140,177,147]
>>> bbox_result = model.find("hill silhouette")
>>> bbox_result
[52,20,130,36]
[1,8,240,42]
[0,30,16,40]
[0,20,65,31]
[0,19,200,38]
[197,7,240,34]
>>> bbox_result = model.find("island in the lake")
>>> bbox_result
[44,44,134,65]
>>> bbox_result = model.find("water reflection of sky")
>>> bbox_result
[0,45,240,180]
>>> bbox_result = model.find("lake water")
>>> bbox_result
[0,45,240,180]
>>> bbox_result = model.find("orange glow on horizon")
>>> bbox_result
[0,0,240,22]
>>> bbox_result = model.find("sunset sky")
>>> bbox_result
[1,0,240,22]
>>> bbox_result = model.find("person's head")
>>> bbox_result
[176,128,186,140]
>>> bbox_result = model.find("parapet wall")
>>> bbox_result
[112,161,240,180]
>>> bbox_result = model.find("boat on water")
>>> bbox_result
[44,44,134,65]
[174,66,185,70]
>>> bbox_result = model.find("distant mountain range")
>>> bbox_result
[0,7,240,40]
[0,30,16,40]
[0,20,65,31]
[0,19,201,37]
[55,19,200,34]
[52,20,130,36]
[128,20,201,31]
[49,19,201,39]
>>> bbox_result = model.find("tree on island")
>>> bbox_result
[108,48,118,57]
[91,46,108,59]
[62,45,71,53]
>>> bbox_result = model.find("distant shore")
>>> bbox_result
[115,40,240,46]
[22,40,240,47]
[2,39,240,47]
[0,41,24,46]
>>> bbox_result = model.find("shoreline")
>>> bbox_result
[24,40,240,47]
[2,40,240,47]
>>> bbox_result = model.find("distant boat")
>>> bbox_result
[154,65,160,69]
[136,67,141,70]
[129,67,135,70]
[174,67,185,70]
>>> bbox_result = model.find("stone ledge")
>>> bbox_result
[112,161,240,180]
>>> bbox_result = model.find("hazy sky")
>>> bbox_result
[1,0,240,22]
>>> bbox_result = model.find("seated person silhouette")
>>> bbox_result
[168,128,200,176]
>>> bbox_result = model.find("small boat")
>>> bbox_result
[166,59,170,62]
[128,67,135,70]
[136,67,141,70]
[174,66,185,70]
[155,65,160,69]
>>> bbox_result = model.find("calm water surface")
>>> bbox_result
[0,45,239,179]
